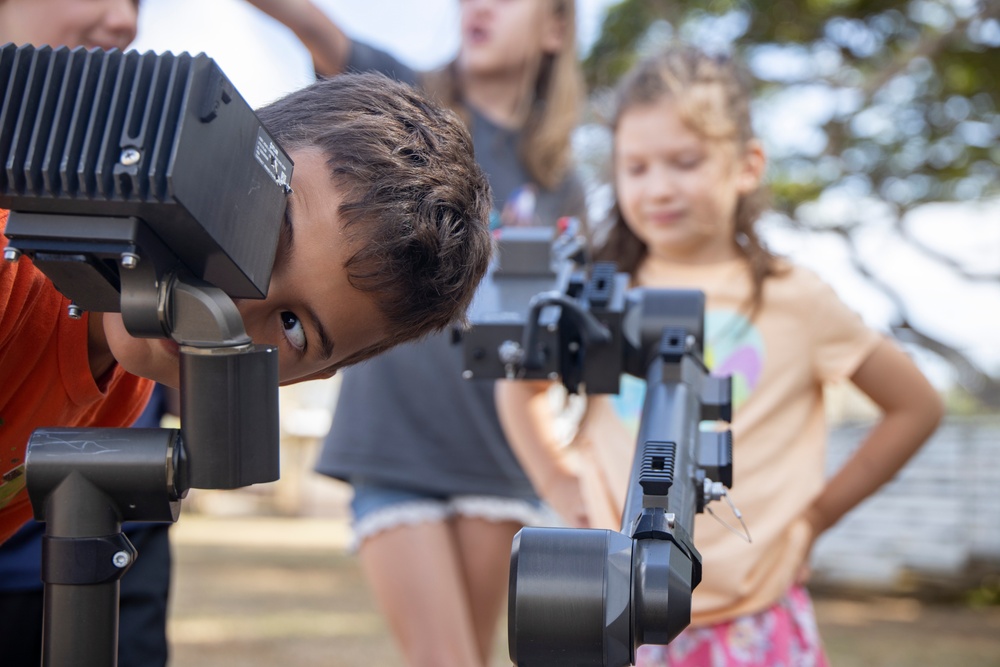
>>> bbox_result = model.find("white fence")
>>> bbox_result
[812,416,1000,591]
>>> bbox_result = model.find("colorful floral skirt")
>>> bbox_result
[635,586,829,667]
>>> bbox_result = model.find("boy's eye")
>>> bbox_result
[281,311,306,351]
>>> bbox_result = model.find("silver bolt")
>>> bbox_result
[498,340,522,366]
[66,303,83,320]
[112,551,131,569]
[119,148,141,166]
[548,372,560,381]
[120,252,140,269]
[3,247,21,262]
[461,370,473,380]
[704,479,726,503]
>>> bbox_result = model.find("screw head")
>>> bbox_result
[497,340,522,365]
[66,303,83,320]
[3,247,21,262]
[461,370,474,380]
[120,252,140,269]
[119,148,141,166]
[112,551,131,568]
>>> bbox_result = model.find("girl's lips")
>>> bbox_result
[465,25,489,45]
[647,210,684,225]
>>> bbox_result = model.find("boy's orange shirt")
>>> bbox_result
[0,210,154,544]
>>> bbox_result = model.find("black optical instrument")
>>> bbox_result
[461,226,734,666]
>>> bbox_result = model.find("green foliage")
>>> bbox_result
[964,575,1000,607]
[583,0,669,89]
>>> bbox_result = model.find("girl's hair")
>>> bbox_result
[423,0,582,191]
[595,43,782,316]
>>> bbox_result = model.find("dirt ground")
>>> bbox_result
[164,514,1000,667]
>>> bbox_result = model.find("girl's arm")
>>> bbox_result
[496,379,589,527]
[804,338,944,540]
[243,0,350,77]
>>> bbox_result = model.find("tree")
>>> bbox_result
[582,0,1000,407]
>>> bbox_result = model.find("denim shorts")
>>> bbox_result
[348,478,551,551]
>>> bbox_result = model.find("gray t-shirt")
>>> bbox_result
[315,41,587,499]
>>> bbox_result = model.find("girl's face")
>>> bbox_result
[0,0,138,51]
[457,0,564,77]
[614,96,764,265]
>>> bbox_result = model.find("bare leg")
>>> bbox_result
[452,517,523,664]
[357,519,485,667]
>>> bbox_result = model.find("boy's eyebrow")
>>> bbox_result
[274,205,295,267]
[281,200,334,361]
[307,306,336,361]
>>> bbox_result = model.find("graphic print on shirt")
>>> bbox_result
[610,308,766,432]
[491,184,540,232]
[704,309,765,411]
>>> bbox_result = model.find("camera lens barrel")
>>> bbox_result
[508,527,633,667]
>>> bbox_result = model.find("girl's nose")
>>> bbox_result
[647,165,678,199]
[104,0,139,49]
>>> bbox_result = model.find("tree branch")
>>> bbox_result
[829,225,1000,407]
[896,218,1000,283]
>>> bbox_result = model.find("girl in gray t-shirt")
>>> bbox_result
[245,1,588,664]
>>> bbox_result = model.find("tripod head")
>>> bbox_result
[462,226,734,666]
[1,43,292,491]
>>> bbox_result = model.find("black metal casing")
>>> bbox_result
[0,43,292,308]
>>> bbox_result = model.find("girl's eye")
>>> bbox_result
[280,311,306,351]
[676,155,704,170]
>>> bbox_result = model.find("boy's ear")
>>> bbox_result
[737,139,767,194]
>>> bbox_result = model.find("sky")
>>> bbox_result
[129,0,1000,389]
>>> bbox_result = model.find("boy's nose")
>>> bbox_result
[231,298,269,343]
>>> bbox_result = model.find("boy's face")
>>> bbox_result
[102,148,390,389]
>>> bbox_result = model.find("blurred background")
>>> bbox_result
[127,1,999,665]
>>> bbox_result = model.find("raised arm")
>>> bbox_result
[243,0,350,76]
[803,338,944,542]
[496,379,589,528]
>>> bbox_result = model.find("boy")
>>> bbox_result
[0,71,494,544]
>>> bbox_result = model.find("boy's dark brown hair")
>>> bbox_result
[257,72,493,368]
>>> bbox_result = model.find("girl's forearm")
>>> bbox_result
[495,379,574,490]
[806,339,944,535]
[244,0,349,76]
